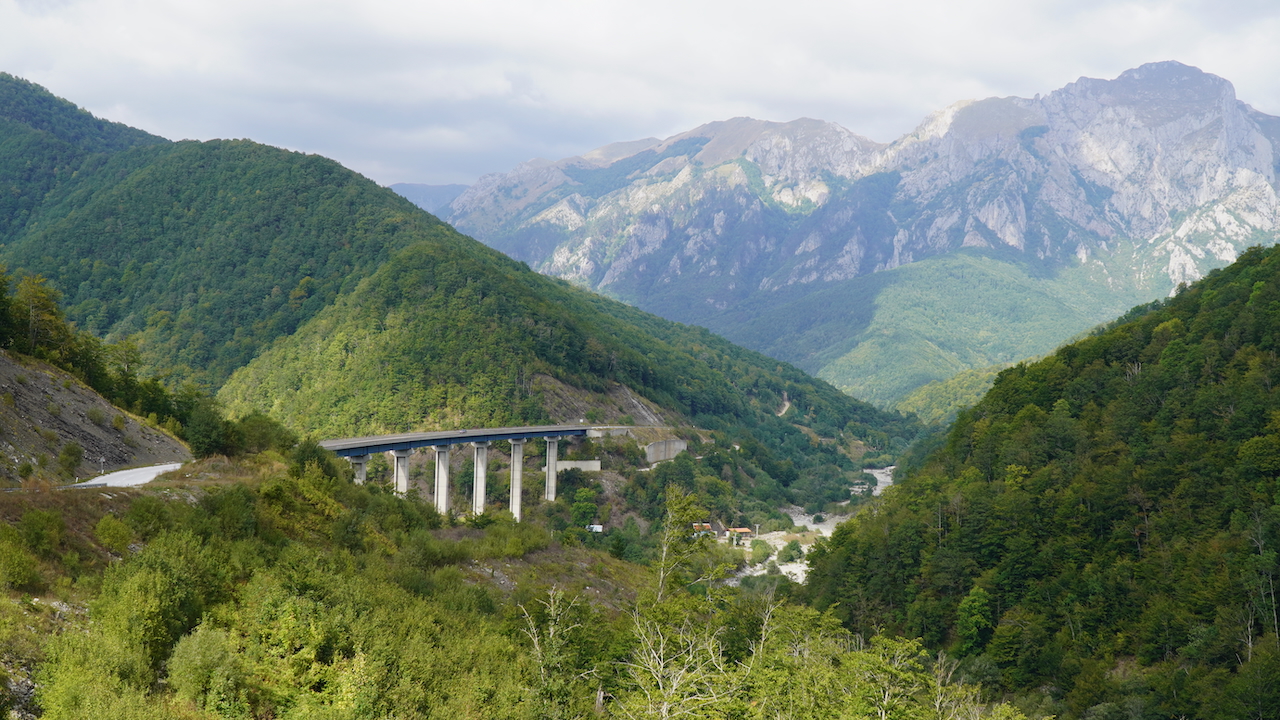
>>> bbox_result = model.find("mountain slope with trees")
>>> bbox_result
[0,72,919,506]
[2,138,441,388]
[218,224,919,512]
[804,244,1280,718]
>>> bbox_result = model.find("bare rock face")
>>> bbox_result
[874,62,1278,289]
[448,61,1280,327]
[0,351,190,485]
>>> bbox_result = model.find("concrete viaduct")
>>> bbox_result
[319,425,590,521]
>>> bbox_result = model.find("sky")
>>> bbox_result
[3,0,1280,186]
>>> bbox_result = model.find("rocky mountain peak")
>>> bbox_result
[444,62,1280,388]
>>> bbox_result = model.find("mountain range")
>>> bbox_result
[433,61,1280,410]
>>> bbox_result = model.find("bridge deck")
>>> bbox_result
[319,424,590,457]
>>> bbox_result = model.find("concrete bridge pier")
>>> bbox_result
[392,449,411,494]
[472,442,489,515]
[434,445,451,515]
[349,454,369,485]
[509,440,524,521]
[545,439,559,502]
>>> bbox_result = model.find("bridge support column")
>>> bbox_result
[349,454,369,485]
[545,438,558,502]
[392,450,411,494]
[472,442,489,515]
[509,440,524,521]
[433,445,451,515]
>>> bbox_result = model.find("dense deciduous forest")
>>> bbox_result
[805,245,1280,719]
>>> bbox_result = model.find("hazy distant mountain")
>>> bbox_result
[390,182,469,215]
[447,62,1280,408]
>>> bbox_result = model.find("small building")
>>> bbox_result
[586,524,604,533]
[725,527,753,545]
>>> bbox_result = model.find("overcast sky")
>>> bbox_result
[3,0,1279,186]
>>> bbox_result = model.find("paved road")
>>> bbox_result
[72,462,184,488]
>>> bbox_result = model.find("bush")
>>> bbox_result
[57,442,83,477]
[234,411,296,454]
[19,509,65,557]
[124,496,171,540]
[750,538,772,565]
[0,525,38,589]
[288,438,343,480]
[168,625,247,713]
[87,407,106,425]
[777,539,803,563]
[185,400,231,458]
[112,414,126,431]
[96,515,134,554]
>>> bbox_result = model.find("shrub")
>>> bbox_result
[777,539,803,563]
[87,407,106,425]
[168,625,246,713]
[19,509,65,557]
[750,538,772,565]
[124,496,171,541]
[234,411,296,454]
[112,414,126,431]
[57,442,83,477]
[0,525,38,589]
[96,515,134,554]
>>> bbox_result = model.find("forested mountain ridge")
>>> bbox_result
[0,72,164,153]
[804,244,1280,718]
[0,134,443,388]
[442,62,1280,409]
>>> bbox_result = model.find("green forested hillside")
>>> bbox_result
[713,250,1148,408]
[2,138,441,387]
[218,231,919,512]
[0,73,160,247]
[896,364,1010,425]
[805,245,1280,718]
[0,73,163,153]
[0,73,491,389]
[0,73,918,507]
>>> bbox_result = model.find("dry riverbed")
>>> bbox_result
[733,467,895,583]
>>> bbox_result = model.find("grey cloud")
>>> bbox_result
[3,0,1280,185]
